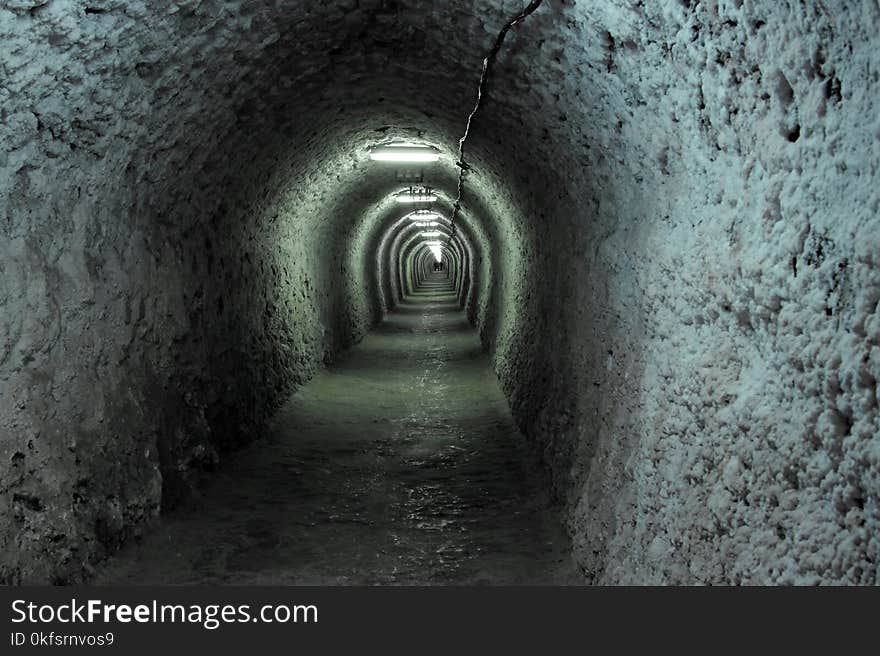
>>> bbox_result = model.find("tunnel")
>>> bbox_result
[1,0,878,586]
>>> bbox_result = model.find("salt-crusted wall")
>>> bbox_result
[0,0,501,584]
[480,0,880,584]
[1,0,877,584]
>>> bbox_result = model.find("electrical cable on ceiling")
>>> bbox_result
[447,0,545,245]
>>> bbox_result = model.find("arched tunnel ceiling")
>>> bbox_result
[2,0,578,248]
[2,0,563,584]
[1,0,878,585]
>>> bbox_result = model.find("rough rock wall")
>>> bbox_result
[0,0,506,583]
[2,0,876,586]
[477,0,880,583]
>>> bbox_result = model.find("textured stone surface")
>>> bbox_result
[0,0,505,584]
[1,0,878,584]
[483,0,880,584]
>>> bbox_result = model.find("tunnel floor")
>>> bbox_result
[97,274,574,584]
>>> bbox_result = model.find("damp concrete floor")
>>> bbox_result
[97,274,574,584]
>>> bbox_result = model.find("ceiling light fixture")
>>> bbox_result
[424,241,445,263]
[370,143,441,163]
[407,210,443,221]
[395,188,438,203]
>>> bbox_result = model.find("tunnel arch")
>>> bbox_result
[1,0,877,585]
[391,213,462,298]
[366,187,486,319]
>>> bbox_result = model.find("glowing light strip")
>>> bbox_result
[406,211,443,221]
[396,192,438,203]
[424,241,444,262]
[370,144,441,162]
